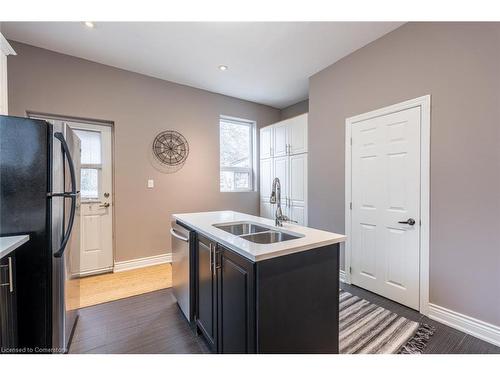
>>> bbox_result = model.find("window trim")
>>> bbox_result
[219,115,256,193]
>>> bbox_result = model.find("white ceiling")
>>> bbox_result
[2,22,403,108]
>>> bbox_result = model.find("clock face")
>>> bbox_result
[152,130,189,166]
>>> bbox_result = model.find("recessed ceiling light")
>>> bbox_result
[84,21,95,29]
[218,65,228,71]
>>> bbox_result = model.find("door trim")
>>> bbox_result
[344,95,430,315]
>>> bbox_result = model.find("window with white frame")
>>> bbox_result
[73,129,102,201]
[219,117,255,192]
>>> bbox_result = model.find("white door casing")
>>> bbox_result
[70,122,114,276]
[345,95,430,314]
[0,33,16,115]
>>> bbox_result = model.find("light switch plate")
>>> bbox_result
[147,179,154,188]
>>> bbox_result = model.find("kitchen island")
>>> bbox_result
[172,211,345,354]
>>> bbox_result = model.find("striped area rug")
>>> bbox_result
[340,291,434,354]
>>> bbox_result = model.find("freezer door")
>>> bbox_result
[51,121,81,352]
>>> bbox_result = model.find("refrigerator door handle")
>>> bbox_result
[52,132,78,258]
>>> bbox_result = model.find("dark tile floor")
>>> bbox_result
[340,282,500,354]
[69,288,210,354]
[70,285,500,354]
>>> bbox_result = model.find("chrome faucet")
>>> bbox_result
[270,177,296,227]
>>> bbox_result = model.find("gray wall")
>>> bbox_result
[7,41,280,262]
[280,99,309,120]
[309,22,500,326]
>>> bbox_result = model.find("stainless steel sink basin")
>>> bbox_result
[240,230,301,244]
[214,222,269,236]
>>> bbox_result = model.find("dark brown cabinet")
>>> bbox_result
[217,245,255,354]
[194,230,339,354]
[195,235,256,354]
[195,235,218,352]
[0,254,18,351]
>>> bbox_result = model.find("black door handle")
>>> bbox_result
[398,218,416,226]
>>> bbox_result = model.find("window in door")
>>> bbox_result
[73,129,102,201]
[219,117,256,192]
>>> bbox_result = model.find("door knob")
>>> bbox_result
[398,218,416,226]
[99,202,110,208]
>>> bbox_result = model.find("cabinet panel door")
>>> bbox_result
[260,200,274,219]
[196,235,217,351]
[289,205,306,226]
[272,155,289,217]
[259,158,273,199]
[0,255,17,349]
[289,153,308,225]
[273,122,288,157]
[259,127,273,159]
[288,114,308,155]
[217,246,255,353]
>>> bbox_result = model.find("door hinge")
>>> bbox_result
[350,137,352,146]
[349,202,352,210]
[349,266,352,274]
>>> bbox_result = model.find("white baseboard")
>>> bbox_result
[113,253,172,273]
[339,269,347,283]
[75,267,113,278]
[428,303,500,347]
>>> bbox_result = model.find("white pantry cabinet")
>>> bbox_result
[259,113,308,225]
[259,126,273,159]
[0,33,16,115]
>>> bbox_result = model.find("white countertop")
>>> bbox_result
[172,211,346,262]
[0,235,30,259]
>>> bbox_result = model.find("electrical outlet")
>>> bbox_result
[147,179,154,188]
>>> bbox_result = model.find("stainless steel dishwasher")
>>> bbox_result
[170,221,195,323]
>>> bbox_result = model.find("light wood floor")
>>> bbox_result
[70,263,172,309]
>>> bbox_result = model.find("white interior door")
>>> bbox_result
[350,107,421,310]
[289,153,308,226]
[70,122,113,276]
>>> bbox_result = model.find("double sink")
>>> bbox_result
[213,222,302,244]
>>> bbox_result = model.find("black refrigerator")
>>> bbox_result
[0,115,81,353]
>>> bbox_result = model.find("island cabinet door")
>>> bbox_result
[195,235,218,352]
[217,246,255,353]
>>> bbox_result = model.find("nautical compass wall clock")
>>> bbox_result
[149,130,189,173]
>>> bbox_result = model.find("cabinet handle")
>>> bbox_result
[212,244,217,276]
[209,243,213,273]
[8,257,13,293]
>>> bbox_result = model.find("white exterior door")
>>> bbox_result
[259,127,273,159]
[273,122,288,157]
[350,106,421,310]
[70,122,114,276]
[288,114,308,155]
[289,153,308,226]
